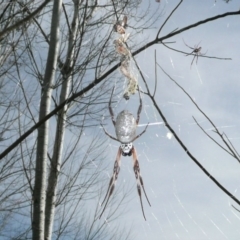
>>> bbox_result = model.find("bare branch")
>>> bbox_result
[156,0,183,39]
[0,0,52,39]
[140,62,240,207]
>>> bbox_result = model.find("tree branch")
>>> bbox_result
[141,63,240,207]
[1,8,239,160]
[0,0,52,39]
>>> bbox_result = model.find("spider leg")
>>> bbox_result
[131,123,149,142]
[182,39,195,50]
[109,87,116,126]
[99,147,121,219]
[196,41,202,48]
[196,48,207,65]
[101,123,120,142]
[185,49,195,56]
[136,89,142,125]
[191,54,197,66]
[196,53,199,65]
[132,146,151,221]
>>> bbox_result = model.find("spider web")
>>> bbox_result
[101,1,240,239]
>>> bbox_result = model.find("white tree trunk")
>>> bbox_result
[44,1,79,239]
[32,0,62,239]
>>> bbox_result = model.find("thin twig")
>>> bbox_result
[222,132,240,160]
[232,205,240,212]
[0,0,52,38]
[156,63,240,162]
[133,10,240,57]
[1,8,239,159]
[158,10,240,42]
[156,0,183,39]
[153,49,157,98]
[62,3,71,33]
[141,63,240,207]
[192,117,234,158]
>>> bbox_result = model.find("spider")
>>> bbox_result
[183,40,206,66]
[99,88,151,220]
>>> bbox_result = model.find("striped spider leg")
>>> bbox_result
[99,88,150,220]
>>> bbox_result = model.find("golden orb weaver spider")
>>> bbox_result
[99,88,151,220]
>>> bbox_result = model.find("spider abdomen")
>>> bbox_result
[115,110,136,143]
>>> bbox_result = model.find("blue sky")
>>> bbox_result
[96,1,240,239]
[1,1,239,239]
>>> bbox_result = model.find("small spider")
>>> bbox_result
[183,40,206,66]
[99,88,150,220]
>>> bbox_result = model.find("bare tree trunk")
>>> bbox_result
[32,0,62,239]
[44,1,80,239]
